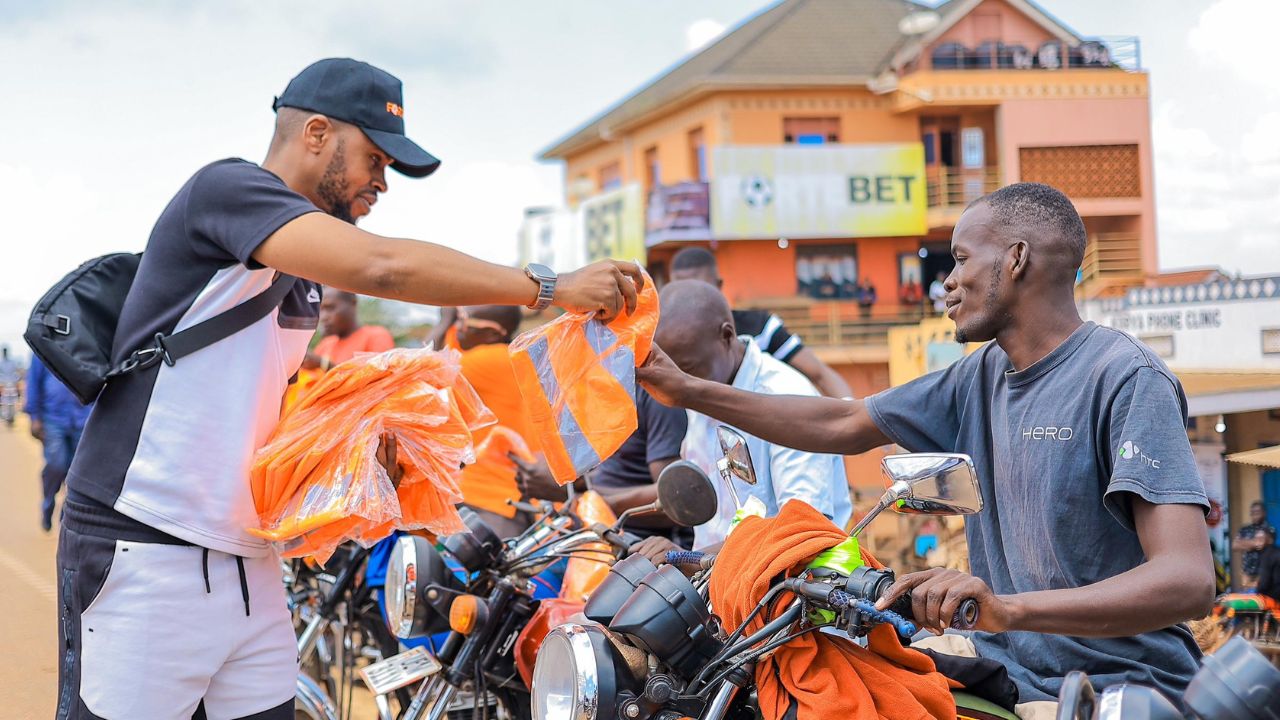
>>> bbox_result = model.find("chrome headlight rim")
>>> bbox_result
[386,535,421,638]
[532,623,619,720]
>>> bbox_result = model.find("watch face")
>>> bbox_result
[527,263,556,281]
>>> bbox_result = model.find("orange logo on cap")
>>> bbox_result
[386,102,404,118]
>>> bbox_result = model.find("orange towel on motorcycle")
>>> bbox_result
[509,271,658,484]
[710,500,959,720]
[249,348,495,562]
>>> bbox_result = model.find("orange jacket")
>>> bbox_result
[709,500,958,720]
[509,275,658,484]
[250,348,493,562]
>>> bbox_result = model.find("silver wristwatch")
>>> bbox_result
[524,263,557,311]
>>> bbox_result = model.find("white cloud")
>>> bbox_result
[685,18,726,52]
[1187,0,1280,91]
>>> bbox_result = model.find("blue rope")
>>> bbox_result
[829,589,917,637]
[666,550,706,566]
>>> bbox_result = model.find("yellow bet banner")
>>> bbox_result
[711,144,927,239]
[582,183,645,263]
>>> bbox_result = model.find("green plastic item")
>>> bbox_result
[809,536,864,575]
[804,536,865,624]
[953,691,1018,720]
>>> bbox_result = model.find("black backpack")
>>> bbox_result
[25,253,296,404]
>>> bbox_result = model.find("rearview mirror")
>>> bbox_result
[881,453,983,516]
[656,461,719,528]
[716,426,757,488]
[848,453,983,537]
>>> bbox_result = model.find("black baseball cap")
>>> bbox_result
[273,58,441,178]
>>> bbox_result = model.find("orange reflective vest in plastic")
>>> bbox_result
[508,276,658,484]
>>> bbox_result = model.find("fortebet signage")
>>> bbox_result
[710,144,927,239]
[518,184,644,272]
[581,184,644,264]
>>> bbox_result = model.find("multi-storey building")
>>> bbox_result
[532,0,1153,402]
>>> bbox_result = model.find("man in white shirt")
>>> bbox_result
[929,270,949,314]
[644,280,851,551]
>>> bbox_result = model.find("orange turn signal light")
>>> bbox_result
[449,594,487,635]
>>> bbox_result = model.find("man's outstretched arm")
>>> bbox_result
[254,212,643,318]
[878,499,1215,636]
[637,346,889,456]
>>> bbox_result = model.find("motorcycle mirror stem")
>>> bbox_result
[613,499,663,530]
[848,479,911,538]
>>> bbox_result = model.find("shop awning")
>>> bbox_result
[1176,371,1280,417]
[1227,445,1280,469]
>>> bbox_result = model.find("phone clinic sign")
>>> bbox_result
[1083,277,1280,370]
[711,144,927,239]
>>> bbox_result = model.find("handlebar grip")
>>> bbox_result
[889,593,980,631]
[951,598,979,631]
[665,550,706,566]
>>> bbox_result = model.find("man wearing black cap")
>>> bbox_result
[55,58,642,720]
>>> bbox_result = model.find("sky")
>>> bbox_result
[1,0,1278,355]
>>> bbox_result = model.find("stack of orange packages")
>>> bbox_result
[249,347,495,561]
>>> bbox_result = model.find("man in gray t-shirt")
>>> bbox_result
[639,183,1214,707]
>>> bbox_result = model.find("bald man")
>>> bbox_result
[655,280,850,550]
[640,183,1213,708]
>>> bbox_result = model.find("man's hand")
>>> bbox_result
[555,260,645,321]
[876,567,1015,635]
[630,535,682,566]
[376,432,405,488]
[636,345,691,407]
[300,352,323,371]
[510,453,565,501]
[29,418,44,442]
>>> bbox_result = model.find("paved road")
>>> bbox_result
[0,416,60,719]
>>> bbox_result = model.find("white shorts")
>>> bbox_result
[58,509,297,720]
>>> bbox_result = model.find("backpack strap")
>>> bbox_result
[108,274,298,378]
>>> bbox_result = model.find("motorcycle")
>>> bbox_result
[1210,593,1280,645]
[1056,634,1280,719]
[530,428,1003,720]
[370,473,717,720]
[288,543,411,720]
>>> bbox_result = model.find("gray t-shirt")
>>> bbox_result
[866,322,1208,704]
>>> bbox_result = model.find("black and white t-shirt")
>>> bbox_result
[67,159,322,557]
[732,309,803,364]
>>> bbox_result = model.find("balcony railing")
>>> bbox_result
[930,36,1140,73]
[1080,232,1143,286]
[926,167,1001,209]
[743,299,932,348]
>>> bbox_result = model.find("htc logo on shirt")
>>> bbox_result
[1021,426,1075,441]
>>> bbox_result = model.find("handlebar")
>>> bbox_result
[781,577,979,633]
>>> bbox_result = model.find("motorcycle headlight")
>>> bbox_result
[532,624,624,720]
[386,535,462,638]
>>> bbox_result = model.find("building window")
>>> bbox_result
[784,117,840,145]
[1140,334,1175,359]
[1019,144,1141,198]
[599,161,621,191]
[796,245,858,300]
[688,127,707,182]
[644,146,660,191]
[1263,328,1280,355]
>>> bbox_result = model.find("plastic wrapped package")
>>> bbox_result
[508,273,658,484]
[249,348,495,561]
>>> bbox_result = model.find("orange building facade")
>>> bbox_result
[532,0,1157,504]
